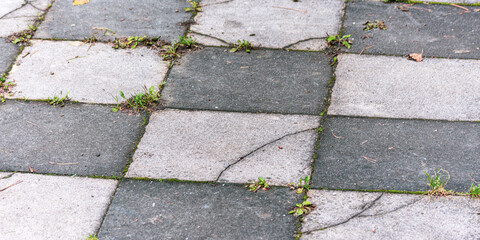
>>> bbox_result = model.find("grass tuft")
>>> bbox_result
[424,169,452,196]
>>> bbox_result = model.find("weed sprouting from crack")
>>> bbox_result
[8,8,50,45]
[468,183,480,198]
[160,36,199,67]
[47,92,70,107]
[363,20,387,31]
[288,176,311,194]
[326,34,352,49]
[424,169,453,196]
[185,0,202,13]
[112,36,168,50]
[112,82,165,113]
[85,234,98,240]
[289,200,316,217]
[246,177,270,192]
[0,73,15,102]
[230,40,253,53]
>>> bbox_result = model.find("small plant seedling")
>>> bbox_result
[424,169,452,196]
[85,234,98,240]
[113,36,147,49]
[177,36,197,48]
[289,200,315,217]
[289,176,311,194]
[112,83,165,112]
[47,92,69,107]
[185,0,201,12]
[230,40,252,53]
[246,177,269,192]
[326,34,352,49]
[363,20,387,31]
[468,183,480,198]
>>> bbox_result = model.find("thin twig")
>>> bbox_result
[361,156,377,163]
[26,121,40,129]
[0,180,23,192]
[332,132,344,139]
[49,162,79,165]
[272,6,307,13]
[450,4,470,12]
[360,45,375,55]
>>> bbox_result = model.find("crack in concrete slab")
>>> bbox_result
[0,0,29,20]
[282,37,325,49]
[358,197,422,218]
[202,0,235,7]
[303,193,384,235]
[0,173,15,180]
[215,128,317,182]
[190,31,231,45]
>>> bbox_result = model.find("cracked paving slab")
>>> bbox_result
[0,100,145,176]
[0,39,19,75]
[190,0,345,50]
[35,0,191,41]
[329,54,480,121]
[344,0,480,58]
[301,190,480,239]
[163,47,332,115]
[312,116,480,192]
[98,180,299,240]
[0,172,117,240]
[126,109,319,185]
[6,40,168,104]
[0,0,52,37]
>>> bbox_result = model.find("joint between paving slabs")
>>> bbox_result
[281,37,326,50]
[302,193,384,235]
[0,0,31,20]
[201,0,235,7]
[214,127,318,182]
[358,197,422,218]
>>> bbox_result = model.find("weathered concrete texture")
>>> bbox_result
[163,48,332,115]
[0,0,52,37]
[35,0,190,41]
[312,117,480,192]
[0,173,117,240]
[6,40,167,104]
[344,0,480,58]
[0,101,144,176]
[301,190,480,239]
[98,180,299,240]
[329,54,480,121]
[0,39,18,74]
[191,0,345,50]
[126,109,319,185]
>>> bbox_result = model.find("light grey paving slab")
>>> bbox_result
[0,173,117,240]
[0,39,18,74]
[0,0,52,37]
[126,109,319,184]
[190,0,345,50]
[312,117,480,192]
[98,180,299,240]
[301,190,480,239]
[329,54,480,121]
[345,0,480,58]
[35,0,190,41]
[6,40,168,104]
[0,100,145,176]
[163,47,332,115]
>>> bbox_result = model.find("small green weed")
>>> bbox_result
[468,183,480,198]
[289,200,315,217]
[47,92,69,107]
[246,177,269,192]
[363,20,387,31]
[230,40,252,53]
[326,34,352,49]
[0,74,15,102]
[289,176,311,194]
[424,169,452,196]
[185,0,202,12]
[85,234,98,240]
[112,83,165,112]
[177,36,197,48]
[113,36,146,49]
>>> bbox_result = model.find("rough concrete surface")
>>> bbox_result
[344,0,480,58]
[35,0,190,41]
[0,173,117,240]
[312,117,480,192]
[98,180,299,240]
[0,0,52,37]
[191,0,345,50]
[0,39,18,74]
[126,109,319,184]
[301,190,480,240]
[0,100,144,176]
[6,40,168,104]
[163,47,332,115]
[329,54,480,121]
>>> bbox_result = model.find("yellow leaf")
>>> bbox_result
[73,0,90,6]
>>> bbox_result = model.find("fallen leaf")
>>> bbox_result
[407,52,423,62]
[73,0,89,6]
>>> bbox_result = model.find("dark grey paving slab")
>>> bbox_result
[0,39,18,74]
[163,47,331,115]
[0,101,144,176]
[344,0,480,58]
[98,180,300,240]
[35,0,190,41]
[312,117,480,192]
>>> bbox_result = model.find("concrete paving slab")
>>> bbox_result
[126,109,319,185]
[329,54,480,121]
[163,47,332,115]
[312,117,480,192]
[190,0,345,50]
[98,180,299,240]
[0,100,144,176]
[0,0,52,37]
[35,0,190,41]
[0,39,18,74]
[0,173,117,240]
[301,190,480,239]
[6,40,168,104]
[344,0,480,58]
